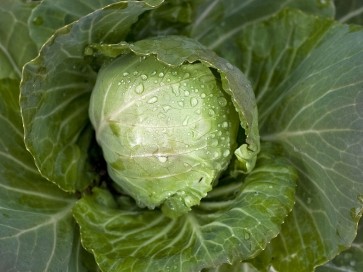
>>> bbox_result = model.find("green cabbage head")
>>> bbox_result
[88,36,259,218]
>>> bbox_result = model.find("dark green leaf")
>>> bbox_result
[234,9,363,271]
[0,79,94,271]
[73,143,297,271]
[0,0,38,79]
[28,0,120,49]
[316,219,363,272]
[188,0,334,52]
[20,0,164,192]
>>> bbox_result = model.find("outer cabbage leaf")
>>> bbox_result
[316,219,363,272]
[28,0,120,49]
[0,79,96,272]
[188,0,334,53]
[231,9,363,271]
[0,0,38,79]
[20,0,164,192]
[335,0,363,25]
[73,143,297,272]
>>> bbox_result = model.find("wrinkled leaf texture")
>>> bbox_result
[0,1,97,271]
[230,8,363,272]
[1,0,362,271]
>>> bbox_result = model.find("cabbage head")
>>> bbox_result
[88,36,259,218]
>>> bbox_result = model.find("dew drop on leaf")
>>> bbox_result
[32,16,44,26]
[223,150,230,157]
[210,139,219,147]
[222,121,229,128]
[163,105,171,112]
[213,151,220,159]
[190,97,198,107]
[157,156,168,163]
[135,84,144,94]
[226,62,233,70]
[172,85,180,96]
[141,74,148,80]
[218,97,228,107]
[147,96,158,104]
[182,116,190,126]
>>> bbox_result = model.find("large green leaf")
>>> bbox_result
[316,219,363,271]
[20,0,164,192]
[0,79,96,271]
[28,0,120,49]
[73,143,296,271]
[188,0,334,53]
[0,0,38,79]
[232,9,363,271]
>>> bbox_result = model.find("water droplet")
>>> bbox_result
[226,62,233,70]
[141,74,148,80]
[208,109,215,116]
[244,231,250,240]
[195,109,201,115]
[172,71,177,76]
[210,139,218,147]
[163,105,171,112]
[201,84,205,88]
[172,85,180,96]
[84,47,93,56]
[117,82,122,86]
[212,151,220,159]
[32,16,44,26]
[223,150,230,157]
[151,71,157,76]
[157,156,168,163]
[183,116,190,126]
[178,101,184,107]
[218,97,228,107]
[200,93,206,98]
[133,71,139,76]
[159,72,164,77]
[184,90,190,96]
[147,97,158,104]
[183,73,190,79]
[135,84,144,94]
[222,122,228,128]
[190,97,198,107]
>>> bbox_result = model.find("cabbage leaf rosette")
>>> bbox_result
[88,36,260,218]
[17,1,300,271]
